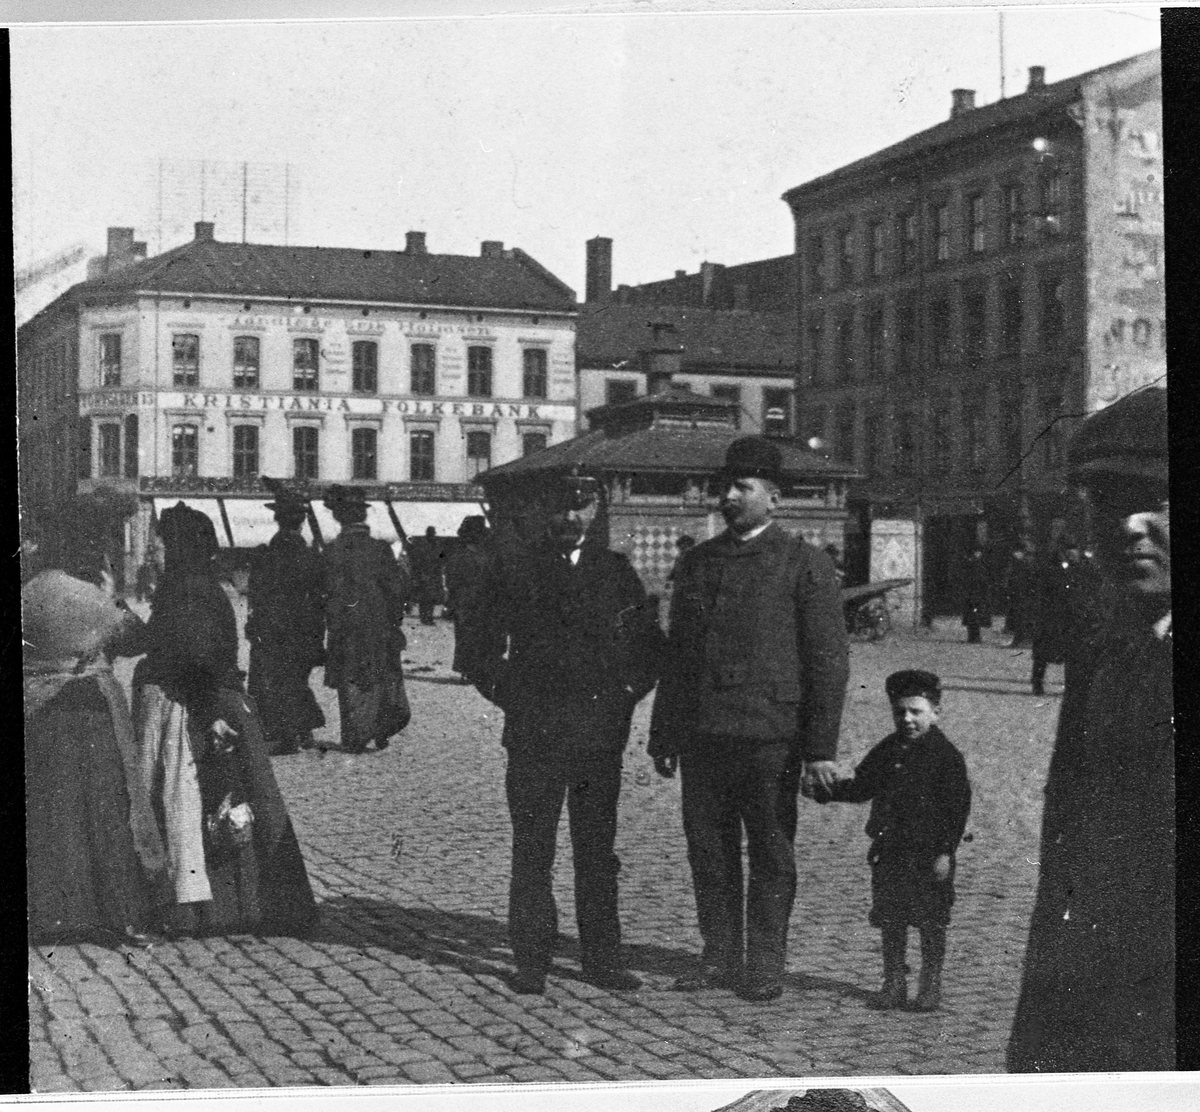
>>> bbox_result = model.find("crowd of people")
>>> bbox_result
[22,387,1172,1075]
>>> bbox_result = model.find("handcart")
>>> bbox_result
[841,578,912,641]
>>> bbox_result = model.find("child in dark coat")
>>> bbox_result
[819,670,971,1011]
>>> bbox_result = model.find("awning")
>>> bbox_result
[152,496,484,549]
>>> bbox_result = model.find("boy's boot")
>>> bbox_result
[912,926,946,1012]
[872,926,908,1009]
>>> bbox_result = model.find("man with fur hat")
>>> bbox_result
[650,436,850,1001]
[322,486,412,754]
[245,487,326,754]
[1008,386,1173,1072]
[467,471,663,995]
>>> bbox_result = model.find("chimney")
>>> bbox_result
[133,241,148,260]
[950,89,976,118]
[405,231,427,255]
[674,270,687,280]
[1028,66,1046,91]
[480,240,504,258]
[107,227,135,257]
[615,284,633,305]
[586,236,613,303]
[194,221,215,242]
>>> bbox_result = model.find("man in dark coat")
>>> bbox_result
[1003,545,1036,646]
[467,473,663,995]
[444,515,492,682]
[650,436,850,1002]
[1008,386,1173,1072]
[246,491,326,754]
[409,526,445,625]
[322,486,412,754]
[960,546,990,643]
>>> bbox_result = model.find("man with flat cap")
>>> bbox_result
[246,489,326,754]
[467,471,663,994]
[1008,386,1173,1072]
[650,436,850,1001]
[322,485,412,754]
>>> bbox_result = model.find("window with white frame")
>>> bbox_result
[352,341,378,394]
[173,334,199,387]
[100,334,122,387]
[351,427,378,480]
[465,429,492,477]
[293,425,319,479]
[233,336,260,390]
[232,425,259,480]
[172,423,199,477]
[467,347,493,398]
[411,344,436,395]
[293,338,320,392]
[522,349,548,399]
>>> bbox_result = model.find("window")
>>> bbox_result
[964,293,987,366]
[839,228,855,284]
[351,427,378,480]
[931,409,953,473]
[172,424,199,478]
[1003,185,1024,247]
[930,299,953,368]
[100,334,122,387]
[410,429,435,481]
[807,234,825,292]
[835,315,854,381]
[467,347,493,398]
[1003,405,1022,467]
[1040,275,1066,349]
[806,316,824,383]
[1001,286,1023,354]
[835,406,856,465]
[711,384,742,428]
[98,423,122,478]
[763,388,793,438]
[966,408,987,472]
[522,432,548,456]
[293,426,319,480]
[172,333,199,387]
[411,344,436,395]
[897,298,918,375]
[521,348,548,399]
[864,407,885,474]
[898,211,918,270]
[605,379,637,406]
[124,414,139,478]
[352,341,378,394]
[233,336,260,390]
[868,221,885,278]
[293,338,319,392]
[968,194,986,254]
[865,307,885,375]
[77,418,92,479]
[232,425,259,480]
[932,204,951,264]
[1041,171,1064,237]
[894,411,916,476]
[1042,395,1064,469]
[466,430,492,477]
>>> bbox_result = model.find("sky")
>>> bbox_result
[9,3,1162,314]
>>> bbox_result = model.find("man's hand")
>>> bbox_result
[801,760,838,797]
[653,754,678,779]
[932,854,952,882]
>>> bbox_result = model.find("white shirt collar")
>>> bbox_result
[732,521,773,544]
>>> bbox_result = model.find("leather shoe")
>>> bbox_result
[672,964,735,992]
[736,981,784,1002]
[509,968,546,995]
[583,967,642,991]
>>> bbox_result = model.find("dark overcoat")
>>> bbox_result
[468,535,662,754]
[1008,594,1175,1072]
[649,522,848,759]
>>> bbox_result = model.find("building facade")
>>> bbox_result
[18,223,578,578]
[783,50,1163,617]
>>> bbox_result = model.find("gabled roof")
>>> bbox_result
[59,235,577,313]
[784,49,1158,203]
[578,302,797,371]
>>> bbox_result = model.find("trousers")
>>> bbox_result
[505,747,624,973]
[680,739,798,988]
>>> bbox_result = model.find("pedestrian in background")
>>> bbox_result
[468,472,663,995]
[960,546,990,644]
[667,534,696,586]
[409,526,445,625]
[444,515,493,683]
[322,486,412,754]
[1008,386,1173,1072]
[246,491,326,754]
[1029,540,1094,696]
[650,436,849,1002]
[816,670,971,1012]
[1003,545,1036,647]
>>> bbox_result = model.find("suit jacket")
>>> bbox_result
[468,534,663,754]
[649,521,849,760]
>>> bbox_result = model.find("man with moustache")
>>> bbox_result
[1008,386,1173,1072]
[650,436,849,1002]
[468,472,663,995]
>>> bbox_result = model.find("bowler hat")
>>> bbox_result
[1067,386,1168,484]
[324,484,370,510]
[719,436,783,483]
[885,669,942,704]
[157,501,219,556]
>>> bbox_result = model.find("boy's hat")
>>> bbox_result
[886,669,942,704]
[1067,386,1167,484]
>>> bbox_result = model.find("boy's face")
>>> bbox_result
[891,695,939,740]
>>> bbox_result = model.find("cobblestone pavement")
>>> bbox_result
[29,601,1063,1091]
